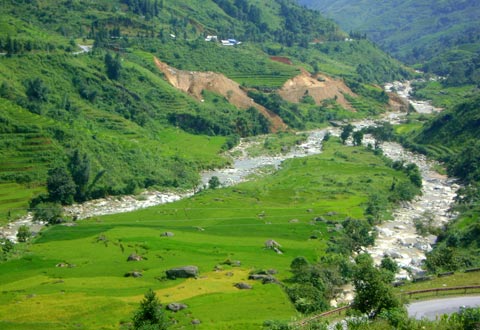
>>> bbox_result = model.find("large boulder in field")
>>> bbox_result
[127,253,143,262]
[166,266,199,279]
[167,302,188,312]
[234,282,252,290]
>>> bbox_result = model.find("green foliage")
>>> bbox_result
[452,307,480,330]
[131,289,168,330]
[32,202,64,225]
[352,130,363,146]
[16,225,31,243]
[449,141,480,184]
[365,193,387,223]
[105,53,122,80]
[340,124,353,144]
[68,149,91,202]
[352,253,401,317]
[46,167,76,205]
[208,176,221,189]
[341,218,376,253]
[300,0,480,68]
[0,238,14,257]
[24,77,49,103]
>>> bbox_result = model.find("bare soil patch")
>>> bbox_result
[278,70,356,110]
[153,57,287,131]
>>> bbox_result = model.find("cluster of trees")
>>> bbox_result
[168,106,270,137]
[0,36,60,56]
[285,252,400,316]
[122,0,164,19]
[212,0,338,47]
[287,255,350,314]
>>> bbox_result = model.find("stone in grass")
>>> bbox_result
[166,266,199,279]
[124,271,143,278]
[167,302,188,312]
[127,253,143,262]
[191,319,201,325]
[161,232,174,237]
[234,282,252,290]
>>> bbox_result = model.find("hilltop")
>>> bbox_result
[298,0,480,87]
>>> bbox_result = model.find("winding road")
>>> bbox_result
[407,296,480,320]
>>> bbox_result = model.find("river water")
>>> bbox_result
[0,81,459,290]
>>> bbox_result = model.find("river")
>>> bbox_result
[0,81,459,290]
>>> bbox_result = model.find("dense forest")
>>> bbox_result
[298,0,480,86]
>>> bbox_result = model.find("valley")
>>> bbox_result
[1,0,479,329]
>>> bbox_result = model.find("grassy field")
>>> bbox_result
[0,139,415,329]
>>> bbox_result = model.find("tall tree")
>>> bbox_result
[46,167,76,205]
[131,289,168,330]
[69,149,90,202]
[105,52,122,80]
[340,124,354,144]
[352,253,400,317]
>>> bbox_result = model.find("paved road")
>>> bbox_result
[407,296,480,320]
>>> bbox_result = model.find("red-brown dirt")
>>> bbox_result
[278,70,356,110]
[154,57,287,132]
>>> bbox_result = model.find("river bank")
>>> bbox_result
[1,81,459,290]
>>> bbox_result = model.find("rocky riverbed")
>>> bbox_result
[1,81,459,288]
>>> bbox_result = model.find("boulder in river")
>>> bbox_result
[166,266,199,279]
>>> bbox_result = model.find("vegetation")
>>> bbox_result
[130,289,168,330]
[0,138,419,329]
[396,93,480,273]
[299,0,480,69]
[0,0,412,220]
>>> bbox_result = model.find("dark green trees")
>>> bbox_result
[352,254,400,317]
[25,77,49,102]
[16,225,31,242]
[131,289,168,330]
[46,167,76,205]
[46,150,92,205]
[105,53,122,80]
[340,124,354,144]
[208,176,221,189]
[69,149,91,202]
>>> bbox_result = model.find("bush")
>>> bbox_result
[33,202,64,225]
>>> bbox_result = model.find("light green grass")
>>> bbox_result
[0,139,414,329]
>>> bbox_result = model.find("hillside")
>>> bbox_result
[298,0,480,85]
[0,0,411,220]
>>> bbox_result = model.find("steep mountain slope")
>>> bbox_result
[0,0,410,219]
[298,0,480,82]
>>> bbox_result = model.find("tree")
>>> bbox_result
[342,218,376,253]
[25,77,49,102]
[340,124,354,144]
[208,176,221,189]
[16,225,31,242]
[353,130,364,146]
[131,289,168,330]
[69,149,90,202]
[365,193,387,223]
[33,202,64,225]
[105,52,122,80]
[380,256,399,282]
[352,253,401,317]
[46,167,76,205]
